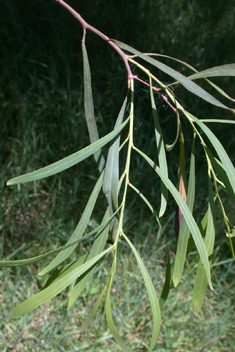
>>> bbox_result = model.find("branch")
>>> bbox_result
[55,0,134,86]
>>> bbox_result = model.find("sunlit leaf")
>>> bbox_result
[128,183,163,232]
[82,36,106,172]
[80,281,109,332]
[105,260,129,352]
[7,117,130,185]
[134,146,213,290]
[39,171,104,276]
[150,77,168,217]
[0,209,117,268]
[8,247,112,318]
[145,53,235,102]
[112,40,234,112]
[103,97,127,214]
[173,135,195,287]
[193,176,215,313]
[68,207,111,309]
[191,114,235,195]
[188,64,235,79]
[123,233,161,351]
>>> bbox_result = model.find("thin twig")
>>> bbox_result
[55,0,134,85]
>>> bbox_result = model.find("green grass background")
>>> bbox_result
[0,0,235,351]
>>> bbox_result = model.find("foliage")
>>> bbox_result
[1,0,235,351]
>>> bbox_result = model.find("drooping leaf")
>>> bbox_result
[145,53,235,102]
[103,97,127,215]
[123,233,161,351]
[7,116,130,186]
[112,40,234,112]
[159,251,171,310]
[134,146,213,290]
[204,146,235,203]
[193,176,215,313]
[175,121,187,239]
[128,183,163,232]
[173,134,195,287]
[68,207,111,309]
[8,247,112,318]
[0,209,117,268]
[105,260,129,352]
[188,64,235,79]
[80,281,109,332]
[82,35,106,172]
[149,77,168,217]
[39,171,104,276]
[191,114,235,195]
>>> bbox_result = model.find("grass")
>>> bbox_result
[1,234,234,351]
[1,0,235,351]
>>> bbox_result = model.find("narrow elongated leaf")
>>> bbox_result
[103,97,127,213]
[188,64,235,79]
[68,207,111,309]
[41,255,87,290]
[0,209,117,267]
[80,281,108,332]
[191,114,235,195]
[150,77,168,217]
[105,261,129,352]
[7,117,130,186]
[165,112,180,151]
[204,146,235,203]
[112,40,234,112]
[39,172,104,276]
[193,177,215,313]
[134,146,213,289]
[82,38,105,172]
[201,119,235,124]
[173,135,195,287]
[128,183,163,232]
[8,247,112,318]
[145,53,235,103]
[159,251,171,310]
[175,121,187,239]
[186,210,209,257]
[123,233,161,351]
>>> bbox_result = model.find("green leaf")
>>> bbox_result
[193,177,215,313]
[0,210,116,268]
[191,114,235,196]
[68,207,111,309]
[204,146,235,203]
[105,261,129,352]
[103,97,127,213]
[80,281,108,332]
[8,247,112,318]
[112,40,234,112]
[150,77,168,217]
[201,119,235,124]
[134,146,213,290]
[188,64,235,79]
[7,117,130,186]
[145,54,235,102]
[128,183,163,233]
[122,233,161,352]
[39,171,104,276]
[165,111,180,152]
[159,251,171,310]
[82,37,106,172]
[173,135,195,287]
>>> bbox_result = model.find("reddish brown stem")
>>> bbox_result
[55,0,134,86]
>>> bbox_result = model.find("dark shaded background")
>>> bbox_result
[1,0,235,247]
